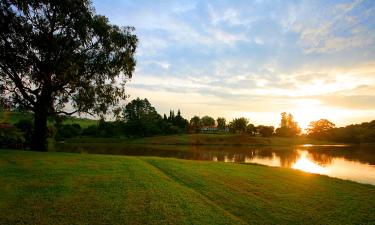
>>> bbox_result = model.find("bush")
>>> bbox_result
[257,126,274,137]
[14,119,33,146]
[82,125,99,136]
[0,123,25,148]
[55,124,82,141]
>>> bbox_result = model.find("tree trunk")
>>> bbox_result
[30,107,48,151]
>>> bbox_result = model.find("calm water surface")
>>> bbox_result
[54,143,375,185]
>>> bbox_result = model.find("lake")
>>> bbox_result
[54,143,375,185]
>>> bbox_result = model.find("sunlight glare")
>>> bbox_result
[292,151,328,174]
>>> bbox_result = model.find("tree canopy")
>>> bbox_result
[189,116,201,133]
[275,112,301,137]
[306,119,335,140]
[228,117,249,133]
[201,116,215,127]
[216,117,226,130]
[0,0,138,150]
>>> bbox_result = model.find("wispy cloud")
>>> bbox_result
[94,0,375,127]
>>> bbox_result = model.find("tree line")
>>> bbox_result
[1,97,375,149]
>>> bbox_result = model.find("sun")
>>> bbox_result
[292,99,335,131]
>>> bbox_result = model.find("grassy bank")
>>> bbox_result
[66,133,335,146]
[0,111,97,128]
[0,150,374,225]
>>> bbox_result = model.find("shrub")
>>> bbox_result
[55,124,82,141]
[0,123,25,148]
[14,119,33,146]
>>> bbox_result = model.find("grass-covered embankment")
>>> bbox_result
[0,150,374,225]
[0,111,97,128]
[66,133,335,146]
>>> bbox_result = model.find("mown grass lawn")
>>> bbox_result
[0,150,374,225]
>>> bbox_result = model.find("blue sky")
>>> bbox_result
[93,0,375,128]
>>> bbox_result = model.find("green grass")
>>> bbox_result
[129,133,335,146]
[0,111,33,124]
[67,133,335,146]
[0,150,374,224]
[0,111,97,128]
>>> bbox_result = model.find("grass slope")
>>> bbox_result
[130,133,333,146]
[0,150,374,225]
[0,111,97,128]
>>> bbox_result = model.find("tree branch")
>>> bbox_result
[0,65,37,107]
[54,109,79,116]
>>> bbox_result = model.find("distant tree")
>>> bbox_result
[0,0,138,150]
[168,110,175,122]
[55,124,82,141]
[177,110,189,131]
[257,125,274,137]
[280,112,288,128]
[246,124,256,136]
[189,116,201,133]
[201,116,215,127]
[123,98,157,121]
[216,117,226,130]
[169,109,189,132]
[306,119,335,140]
[229,117,249,133]
[122,98,162,136]
[275,112,301,137]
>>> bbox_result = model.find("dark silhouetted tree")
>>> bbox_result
[216,117,226,130]
[201,116,215,127]
[246,123,256,136]
[122,98,161,136]
[189,116,201,133]
[229,117,249,133]
[0,0,137,150]
[257,125,274,137]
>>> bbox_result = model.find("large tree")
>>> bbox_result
[122,98,161,137]
[200,115,215,127]
[275,112,301,137]
[216,117,226,130]
[228,117,249,133]
[0,0,138,150]
[306,119,335,140]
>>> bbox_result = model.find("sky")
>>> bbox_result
[93,0,375,129]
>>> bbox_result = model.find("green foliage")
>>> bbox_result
[166,110,189,133]
[246,123,256,136]
[189,116,201,133]
[329,120,375,143]
[228,117,249,133]
[216,117,226,130]
[0,0,138,150]
[200,116,215,127]
[14,119,33,146]
[122,98,188,137]
[0,123,24,148]
[257,125,275,137]
[275,112,301,137]
[55,124,82,141]
[306,119,335,140]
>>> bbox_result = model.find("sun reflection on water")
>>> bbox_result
[291,151,329,174]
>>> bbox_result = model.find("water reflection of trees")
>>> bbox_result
[305,150,333,166]
[55,143,375,166]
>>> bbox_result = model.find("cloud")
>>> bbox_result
[288,0,375,54]
[92,0,375,127]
